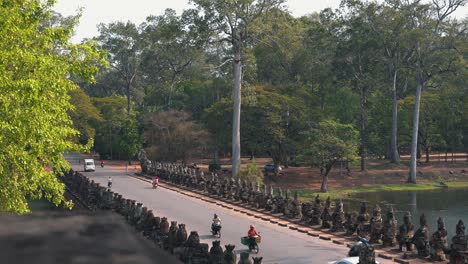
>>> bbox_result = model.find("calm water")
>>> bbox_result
[346,188,468,238]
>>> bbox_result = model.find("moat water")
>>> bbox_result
[347,188,468,238]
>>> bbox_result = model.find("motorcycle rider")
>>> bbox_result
[100,160,104,168]
[247,224,259,250]
[107,176,112,188]
[152,176,159,188]
[211,214,222,234]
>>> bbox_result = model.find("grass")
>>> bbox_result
[296,181,468,202]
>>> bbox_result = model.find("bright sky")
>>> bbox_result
[54,0,467,43]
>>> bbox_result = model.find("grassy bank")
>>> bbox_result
[296,181,468,202]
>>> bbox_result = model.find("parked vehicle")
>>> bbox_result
[328,257,380,264]
[263,162,282,174]
[84,159,95,172]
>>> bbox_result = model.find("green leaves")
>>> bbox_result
[301,120,359,168]
[0,0,105,213]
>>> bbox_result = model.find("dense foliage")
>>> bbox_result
[0,0,106,213]
[80,0,466,185]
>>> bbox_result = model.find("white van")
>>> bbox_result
[84,159,95,172]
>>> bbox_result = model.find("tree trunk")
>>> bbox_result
[231,49,242,177]
[408,79,423,184]
[390,70,400,164]
[359,86,368,171]
[126,83,131,115]
[425,147,430,163]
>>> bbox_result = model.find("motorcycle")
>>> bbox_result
[107,181,112,189]
[152,182,158,189]
[241,233,261,254]
[348,236,368,257]
[211,224,222,238]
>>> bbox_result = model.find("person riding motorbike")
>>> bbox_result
[100,160,104,168]
[247,225,259,250]
[107,176,112,188]
[152,176,159,189]
[211,214,222,235]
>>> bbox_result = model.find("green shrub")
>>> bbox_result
[208,160,221,172]
[239,160,264,183]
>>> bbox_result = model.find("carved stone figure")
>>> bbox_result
[430,217,449,261]
[358,243,377,264]
[176,223,188,248]
[321,207,332,229]
[356,202,370,237]
[224,244,237,264]
[310,195,323,226]
[252,257,263,264]
[209,240,224,264]
[331,200,346,232]
[397,211,414,251]
[345,211,359,236]
[411,214,430,257]
[450,220,467,264]
[160,217,170,235]
[289,191,302,219]
[238,252,252,264]
[369,205,383,244]
[166,221,179,251]
[382,207,397,247]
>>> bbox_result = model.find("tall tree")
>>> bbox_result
[95,21,141,115]
[372,0,415,164]
[407,0,465,183]
[140,9,208,110]
[336,0,383,171]
[192,0,285,176]
[0,0,105,213]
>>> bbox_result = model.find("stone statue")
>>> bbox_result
[321,207,332,229]
[357,202,370,237]
[185,231,201,247]
[345,211,358,236]
[166,221,179,250]
[382,207,397,247]
[310,195,323,226]
[430,217,449,261]
[289,191,302,219]
[176,224,188,248]
[411,213,430,257]
[358,242,377,264]
[224,244,237,264]
[283,189,292,217]
[238,252,252,264]
[160,217,170,235]
[397,211,414,251]
[252,256,263,264]
[450,220,467,264]
[369,205,383,243]
[273,187,284,214]
[331,200,346,232]
[137,149,150,174]
[209,240,224,264]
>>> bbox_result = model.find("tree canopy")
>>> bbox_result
[0,0,106,213]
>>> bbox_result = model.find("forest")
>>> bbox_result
[71,0,468,185]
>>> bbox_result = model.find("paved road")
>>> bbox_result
[67,156,387,264]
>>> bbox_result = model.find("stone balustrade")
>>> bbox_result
[62,169,264,264]
[141,159,468,264]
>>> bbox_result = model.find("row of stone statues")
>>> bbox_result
[146,160,467,263]
[62,169,264,264]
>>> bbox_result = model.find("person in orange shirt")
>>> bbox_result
[247,225,259,250]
